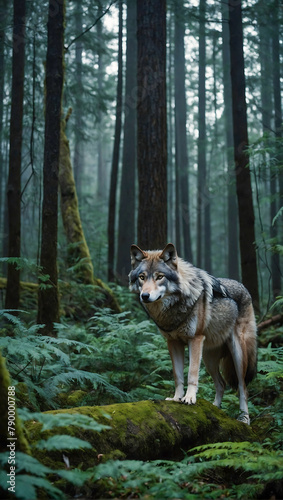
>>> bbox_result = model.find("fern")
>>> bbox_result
[0,452,63,500]
[0,310,130,409]
[34,435,92,451]
[18,407,111,432]
[191,441,283,482]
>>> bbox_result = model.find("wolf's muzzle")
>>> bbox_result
[141,292,150,302]
[141,292,162,303]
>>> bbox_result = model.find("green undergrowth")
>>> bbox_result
[0,288,282,499]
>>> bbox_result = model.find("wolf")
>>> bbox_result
[129,243,257,425]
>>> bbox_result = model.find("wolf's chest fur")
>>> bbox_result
[144,293,198,339]
[144,292,238,347]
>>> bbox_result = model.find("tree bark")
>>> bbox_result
[5,0,25,310]
[174,1,193,262]
[221,1,239,281]
[137,0,167,249]
[0,0,7,245]
[73,1,84,199]
[26,399,255,467]
[96,4,107,200]
[197,0,208,270]
[271,0,282,298]
[37,0,65,334]
[228,0,259,311]
[116,0,137,284]
[59,109,95,285]
[108,0,123,282]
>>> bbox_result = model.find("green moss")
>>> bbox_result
[65,390,87,407]
[25,399,256,469]
[0,353,30,454]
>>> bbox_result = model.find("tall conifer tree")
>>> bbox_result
[37,0,65,333]
[5,0,26,310]
[137,0,167,249]
[229,0,259,309]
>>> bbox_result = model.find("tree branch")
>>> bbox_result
[65,0,118,52]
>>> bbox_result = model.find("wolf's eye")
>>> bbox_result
[139,274,145,281]
[156,274,164,281]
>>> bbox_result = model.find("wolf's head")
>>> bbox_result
[128,243,179,303]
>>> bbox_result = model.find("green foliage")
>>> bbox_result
[0,310,128,410]
[0,257,50,288]
[89,440,283,499]
[0,294,282,499]
[0,408,109,499]
[69,308,173,401]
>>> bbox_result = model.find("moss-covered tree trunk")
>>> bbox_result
[26,400,255,467]
[0,353,30,454]
[59,110,121,312]
[59,109,94,285]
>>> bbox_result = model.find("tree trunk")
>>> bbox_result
[73,1,84,199]
[59,109,95,285]
[5,0,25,310]
[228,0,259,311]
[59,110,121,313]
[26,399,255,467]
[197,0,208,270]
[271,0,282,298]
[221,1,239,280]
[96,6,107,200]
[37,0,65,334]
[137,0,167,249]
[167,15,175,244]
[258,2,281,300]
[0,0,7,244]
[174,1,193,262]
[108,0,123,282]
[116,0,137,284]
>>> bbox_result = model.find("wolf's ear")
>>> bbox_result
[130,245,146,269]
[160,243,177,269]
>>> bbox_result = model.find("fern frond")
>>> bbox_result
[18,408,111,432]
[34,435,92,451]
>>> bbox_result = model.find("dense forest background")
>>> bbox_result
[0,0,282,309]
[0,0,282,499]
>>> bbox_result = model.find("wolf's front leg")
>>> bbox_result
[182,335,205,404]
[166,339,185,401]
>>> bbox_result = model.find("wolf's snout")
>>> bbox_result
[141,292,150,302]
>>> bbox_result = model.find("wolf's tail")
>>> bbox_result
[221,303,257,389]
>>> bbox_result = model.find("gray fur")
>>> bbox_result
[129,244,257,424]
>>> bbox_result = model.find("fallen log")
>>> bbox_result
[257,313,283,332]
[26,399,256,468]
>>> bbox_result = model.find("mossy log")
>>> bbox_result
[25,399,255,468]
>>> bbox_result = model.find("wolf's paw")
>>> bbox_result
[237,411,250,425]
[165,394,183,402]
[181,395,196,405]
[181,387,197,405]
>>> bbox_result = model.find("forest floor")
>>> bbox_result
[0,284,282,499]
